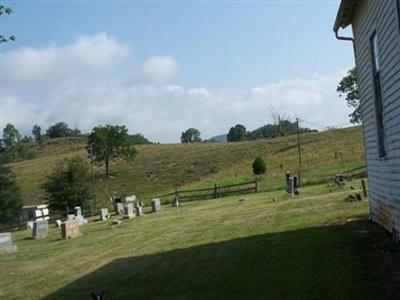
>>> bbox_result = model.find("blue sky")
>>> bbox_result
[1,0,355,142]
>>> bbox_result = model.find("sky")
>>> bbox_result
[0,0,355,143]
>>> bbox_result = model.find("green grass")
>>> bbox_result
[9,126,365,208]
[0,182,385,299]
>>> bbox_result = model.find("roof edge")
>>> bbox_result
[333,0,359,32]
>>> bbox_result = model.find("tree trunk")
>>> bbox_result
[105,160,110,178]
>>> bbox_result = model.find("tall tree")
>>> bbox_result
[46,122,73,138]
[227,124,247,142]
[32,125,42,143]
[0,164,23,222]
[181,128,201,143]
[0,5,16,44]
[2,123,21,146]
[337,67,361,124]
[45,157,91,211]
[88,125,137,178]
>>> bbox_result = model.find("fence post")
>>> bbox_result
[214,183,217,198]
[361,179,368,198]
[218,184,222,198]
[255,177,259,193]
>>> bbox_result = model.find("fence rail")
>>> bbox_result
[155,179,258,203]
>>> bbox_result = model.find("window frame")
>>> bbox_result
[370,31,386,158]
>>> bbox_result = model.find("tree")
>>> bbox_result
[252,157,266,175]
[0,164,23,222]
[0,5,16,44]
[88,125,137,178]
[32,125,42,143]
[44,157,91,211]
[181,128,201,143]
[227,124,247,142]
[129,133,152,144]
[337,67,361,124]
[46,122,73,138]
[3,123,21,146]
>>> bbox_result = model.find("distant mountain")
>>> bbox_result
[208,134,227,142]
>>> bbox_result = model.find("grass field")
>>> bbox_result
[0,181,390,300]
[9,126,365,208]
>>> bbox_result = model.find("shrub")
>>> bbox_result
[0,164,23,223]
[252,157,266,175]
[44,157,91,212]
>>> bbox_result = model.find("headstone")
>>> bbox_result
[74,206,86,226]
[125,195,136,202]
[55,219,62,228]
[239,197,246,202]
[0,232,17,254]
[61,219,80,240]
[27,221,34,230]
[172,196,180,207]
[288,177,295,198]
[115,203,124,215]
[32,220,48,239]
[124,203,135,219]
[151,198,162,212]
[100,208,109,221]
[135,205,144,216]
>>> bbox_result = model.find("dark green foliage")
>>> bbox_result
[32,125,42,143]
[45,157,91,211]
[252,157,266,175]
[129,133,152,145]
[227,124,247,142]
[46,122,81,138]
[0,164,23,222]
[247,121,315,140]
[181,128,201,143]
[88,125,137,177]
[337,68,361,124]
[3,123,21,146]
[0,5,15,44]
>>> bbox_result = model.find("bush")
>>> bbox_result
[0,164,23,223]
[44,157,91,212]
[252,157,266,175]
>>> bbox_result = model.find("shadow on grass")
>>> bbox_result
[44,221,385,300]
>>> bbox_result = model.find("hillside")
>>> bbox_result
[9,126,365,207]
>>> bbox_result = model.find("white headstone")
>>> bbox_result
[0,232,17,254]
[124,203,135,219]
[151,198,162,212]
[32,220,49,239]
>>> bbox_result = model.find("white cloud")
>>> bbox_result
[188,87,211,98]
[1,33,353,143]
[142,55,179,81]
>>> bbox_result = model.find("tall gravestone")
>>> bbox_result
[32,220,49,239]
[124,203,135,219]
[151,198,162,212]
[74,206,85,226]
[0,233,17,254]
[172,196,180,207]
[61,219,80,240]
[115,203,124,216]
[135,205,144,216]
[100,208,109,221]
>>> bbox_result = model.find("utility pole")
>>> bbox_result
[90,143,97,215]
[296,118,302,186]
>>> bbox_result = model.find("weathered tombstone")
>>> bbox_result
[0,233,17,254]
[288,177,295,198]
[61,219,80,240]
[172,196,180,207]
[124,203,135,219]
[115,203,124,216]
[100,208,109,221]
[125,195,136,202]
[55,220,62,228]
[74,206,86,226]
[151,198,162,212]
[32,220,49,239]
[135,205,144,216]
[26,221,34,230]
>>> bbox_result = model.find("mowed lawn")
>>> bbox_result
[0,183,385,299]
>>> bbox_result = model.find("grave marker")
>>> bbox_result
[172,196,180,207]
[115,203,124,216]
[151,198,162,212]
[61,219,80,240]
[0,233,17,254]
[135,205,144,216]
[124,203,135,219]
[100,208,109,221]
[32,220,48,239]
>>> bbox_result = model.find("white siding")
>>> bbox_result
[352,0,400,233]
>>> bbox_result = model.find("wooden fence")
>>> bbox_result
[155,178,258,203]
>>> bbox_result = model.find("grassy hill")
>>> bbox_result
[0,183,388,299]
[9,126,365,208]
